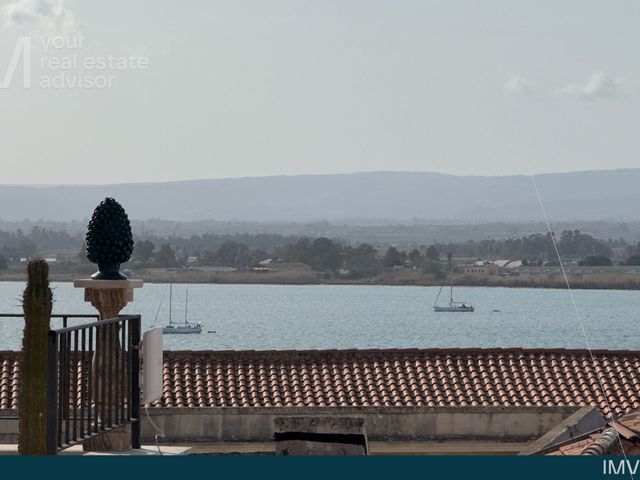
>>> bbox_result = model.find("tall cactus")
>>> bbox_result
[18,259,52,455]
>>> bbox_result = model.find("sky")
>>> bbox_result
[0,0,638,184]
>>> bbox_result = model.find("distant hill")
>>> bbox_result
[0,169,639,222]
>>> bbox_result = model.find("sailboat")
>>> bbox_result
[433,283,474,312]
[162,285,203,334]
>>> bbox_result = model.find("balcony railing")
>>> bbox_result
[0,313,142,454]
[46,314,141,454]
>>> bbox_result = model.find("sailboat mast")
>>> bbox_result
[169,283,173,325]
[450,285,453,302]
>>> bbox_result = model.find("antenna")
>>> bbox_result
[142,327,164,404]
[169,283,172,326]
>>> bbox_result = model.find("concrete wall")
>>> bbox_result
[140,406,580,443]
[0,406,582,445]
[0,411,18,443]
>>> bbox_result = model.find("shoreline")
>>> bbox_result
[1,271,640,291]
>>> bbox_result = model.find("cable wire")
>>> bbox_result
[144,403,166,456]
[531,174,632,469]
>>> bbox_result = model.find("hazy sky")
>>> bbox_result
[0,0,638,184]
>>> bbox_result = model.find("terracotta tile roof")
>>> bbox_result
[545,410,640,456]
[154,347,640,415]
[2,347,640,416]
[0,351,19,410]
[545,432,640,456]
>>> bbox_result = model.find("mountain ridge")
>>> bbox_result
[0,169,638,222]
[3,167,638,188]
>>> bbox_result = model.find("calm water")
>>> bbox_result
[0,282,637,351]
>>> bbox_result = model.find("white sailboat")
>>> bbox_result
[433,283,474,312]
[162,285,203,334]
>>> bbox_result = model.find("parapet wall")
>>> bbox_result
[140,406,581,443]
[0,405,591,446]
[0,411,17,444]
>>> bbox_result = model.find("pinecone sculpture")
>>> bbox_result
[85,197,134,280]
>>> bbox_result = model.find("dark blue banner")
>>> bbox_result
[1,455,638,480]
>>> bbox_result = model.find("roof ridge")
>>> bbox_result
[4,347,640,358]
[161,346,640,356]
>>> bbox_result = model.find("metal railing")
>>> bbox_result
[46,315,141,454]
[0,313,100,329]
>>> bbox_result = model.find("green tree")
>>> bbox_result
[383,247,402,267]
[199,250,217,266]
[578,255,612,267]
[132,239,155,265]
[559,230,611,257]
[284,239,312,264]
[422,258,442,277]
[408,249,422,267]
[425,245,440,261]
[344,243,380,278]
[155,243,178,267]
[15,229,37,258]
[624,255,640,266]
[216,241,251,267]
[0,255,7,270]
[309,237,342,272]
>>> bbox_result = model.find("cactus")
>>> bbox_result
[18,259,53,455]
[85,197,134,280]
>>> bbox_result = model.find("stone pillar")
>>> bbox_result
[73,279,143,452]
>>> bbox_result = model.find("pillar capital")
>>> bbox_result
[73,279,143,319]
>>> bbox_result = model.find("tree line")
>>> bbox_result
[2,227,640,274]
[123,230,640,276]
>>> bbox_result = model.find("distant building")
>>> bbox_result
[492,259,523,270]
[461,262,499,275]
[460,260,523,275]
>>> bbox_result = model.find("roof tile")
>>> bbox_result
[1,347,640,415]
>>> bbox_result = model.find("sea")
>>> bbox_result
[0,282,637,351]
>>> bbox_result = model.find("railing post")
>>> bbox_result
[130,315,141,449]
[46,331,59,455]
